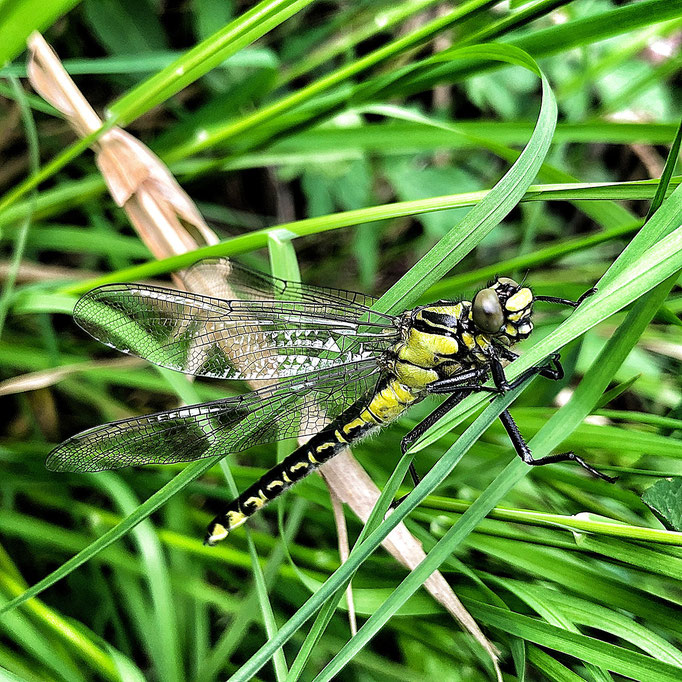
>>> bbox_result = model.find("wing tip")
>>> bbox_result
[45,445,74,472]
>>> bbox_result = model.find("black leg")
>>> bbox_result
[426,350,565,398]
[424,366,495,396]
[401,390,473,454]
[392,390,472,510]
[535,286,597,308]
[388,452,424,511]
[488,353,564,393]
[498,409,617,482]
[538,355,564,381]
[408,462,421,487]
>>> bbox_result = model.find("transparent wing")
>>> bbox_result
[74,265,397,381]
[182,257,378,308]
[46,362,381,472]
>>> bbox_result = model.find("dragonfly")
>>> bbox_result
[47,258,614,545]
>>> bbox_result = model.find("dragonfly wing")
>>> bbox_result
[183,257,379,308]
[46,362,381,473]
[74,281,396,381]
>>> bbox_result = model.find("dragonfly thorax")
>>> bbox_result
[385,277,535,391]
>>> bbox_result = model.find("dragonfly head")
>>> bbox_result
[471,277,534,344]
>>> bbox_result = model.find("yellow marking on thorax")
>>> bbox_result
[505,324,517,336]
[399,327,459,362]
[393,360,439,390]
[399,329,437,363]
[334,430,347,443]
[420,304,462,320]
[431,334,459,356]
[476,334,491,350]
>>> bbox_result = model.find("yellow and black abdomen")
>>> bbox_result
[205,377,420,544]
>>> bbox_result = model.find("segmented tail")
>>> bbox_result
[204,376,419,545]
[204,432,344,545]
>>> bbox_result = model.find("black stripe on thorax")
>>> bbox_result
[414,311,459,335]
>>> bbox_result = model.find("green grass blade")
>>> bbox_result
[0,0,79,64]
[109,0,316,124]
[0,75,39,339]
[461,599,682,682]
[373,43,557,314]
[0,456,222,617]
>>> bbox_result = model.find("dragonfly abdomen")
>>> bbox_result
[204,377,419,545]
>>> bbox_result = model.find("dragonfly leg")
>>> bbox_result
[535,286,597,308]
[390,461,424,510]
[401,389,475,454]
[409,462,421,487]
[489,353,564,392]
[498,408,617,482]
[392,390,473,510]
[424,366,495,395]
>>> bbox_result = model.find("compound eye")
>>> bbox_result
[472,288,504,333]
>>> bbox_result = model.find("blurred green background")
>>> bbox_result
[1,1,682,680]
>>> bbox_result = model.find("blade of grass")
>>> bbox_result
[397,0,682,95]
[92,473,183,682]
[163,0,498,161]
[109,0,316,124]
[0,455,223,616]
[0,0,79,64]
[0,0,313,215]
[0,75,39,339]
[285,451,417,682]
[374,43,557,314]
[460,599,682,682]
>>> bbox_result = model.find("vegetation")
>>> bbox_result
[1,1,682,680]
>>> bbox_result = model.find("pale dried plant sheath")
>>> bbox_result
[0,357,143,396]
[27,32,218,265]
[26,32,500,676]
